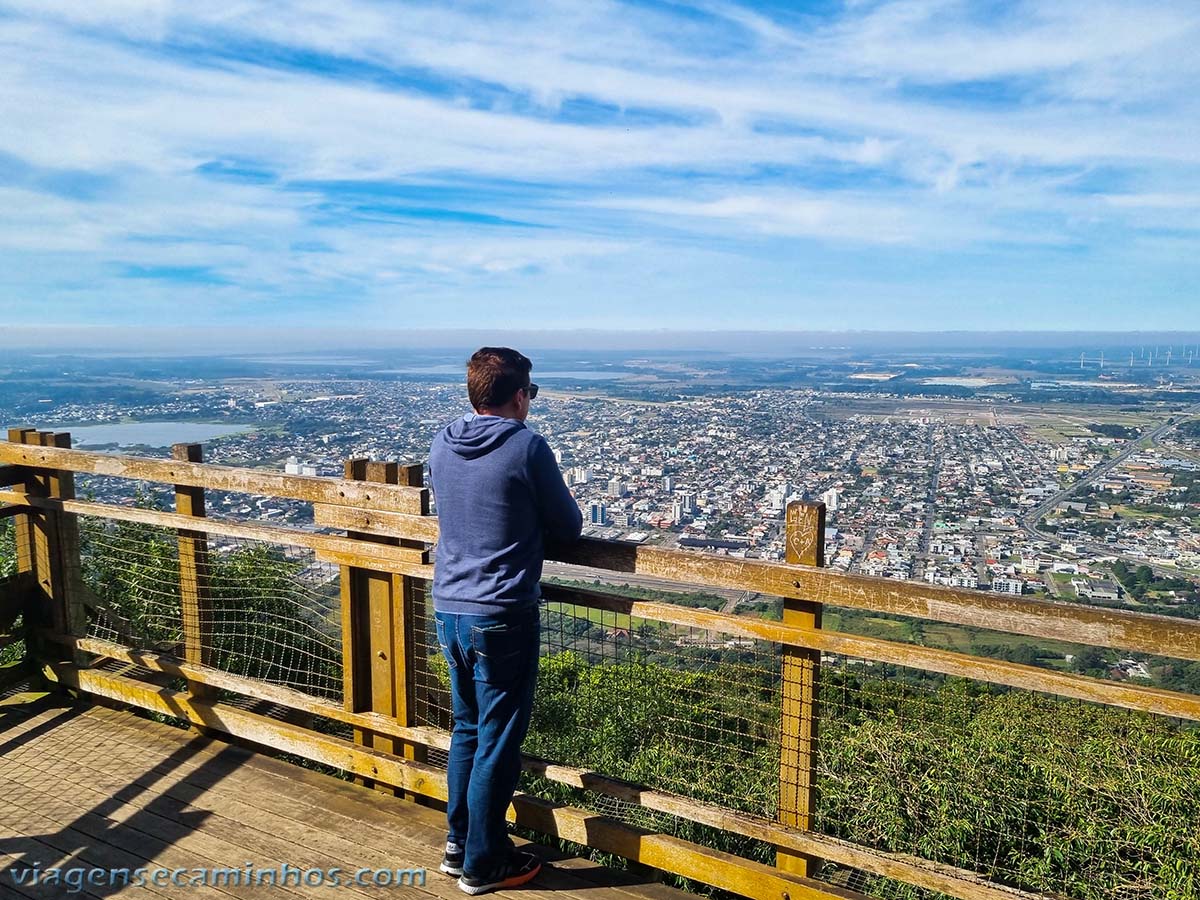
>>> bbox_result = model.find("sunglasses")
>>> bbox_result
[523,383,539,400]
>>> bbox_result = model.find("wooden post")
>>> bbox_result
[5,430,37,607]
[2,429,36,688]
[395,462,432,798]
[172,443,216,704]
[340,458,430,797]
[4,430,86,676]
[777,500,826,877]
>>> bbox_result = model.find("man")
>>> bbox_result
[428,347,583,895]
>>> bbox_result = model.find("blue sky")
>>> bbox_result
[1,0,1198,334]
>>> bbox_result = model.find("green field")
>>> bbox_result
[824,608,1079,670]
[541,601,653,631]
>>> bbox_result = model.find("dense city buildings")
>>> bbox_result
[23,374,1199,616]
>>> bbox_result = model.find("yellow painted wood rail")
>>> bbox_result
[6,428,1198,900]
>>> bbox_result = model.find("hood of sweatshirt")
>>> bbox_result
[439,414,527,460]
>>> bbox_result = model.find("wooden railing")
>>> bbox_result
[2,427,1200,900]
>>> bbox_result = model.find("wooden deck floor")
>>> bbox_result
[0,696,688,900]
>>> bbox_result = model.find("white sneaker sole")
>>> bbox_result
[456,863,541,895]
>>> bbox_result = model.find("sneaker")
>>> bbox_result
[439,841,465,877]
[457,850,543,895]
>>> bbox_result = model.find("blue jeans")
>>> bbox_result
[434,605,540,877]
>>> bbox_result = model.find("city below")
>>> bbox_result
[4,336,1199,686]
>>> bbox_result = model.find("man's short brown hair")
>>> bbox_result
[467,347,533,411]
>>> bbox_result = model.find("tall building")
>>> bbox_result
[285,456,318,477]
[677,491,696,514]
[589,500,607,526]
[764,485,788,515]
[821,487,840,512]
[662,475,675,493]
[608,477,627,498]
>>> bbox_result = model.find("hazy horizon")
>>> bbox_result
[8,326,1200,356]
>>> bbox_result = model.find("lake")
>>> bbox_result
[65,422,254,448]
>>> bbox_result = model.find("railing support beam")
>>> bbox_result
[777,499,826,877]
[172,442,216,707]
[340,457,430,799]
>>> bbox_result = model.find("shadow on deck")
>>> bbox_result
[0,694,687,900]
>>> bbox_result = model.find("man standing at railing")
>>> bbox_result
[429,346,583,895]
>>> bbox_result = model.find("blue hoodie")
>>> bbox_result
[429,414,583,616]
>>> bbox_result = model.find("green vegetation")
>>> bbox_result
[1177,419,1200,440]
[826,608,1074,670]
[0,518,20,667]
[9,508,1200,898]
[1166,467,1200,505]
[497,647,1200,900]
[1110,561,1199,602]
[80,514,342,698]
[545,576,728,611]
[1087,422,1138,439]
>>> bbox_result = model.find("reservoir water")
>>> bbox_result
[65,422,254,448]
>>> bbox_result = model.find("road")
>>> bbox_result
[1019,404,1200,578]
[914,430,943,581]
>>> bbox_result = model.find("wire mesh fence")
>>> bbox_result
[50,505,1200,900]
[0,518,24,671]
[0,517,15,581]
[76,514,344,701]
[408,588,1200,900]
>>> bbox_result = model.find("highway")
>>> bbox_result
[1019,404,1200,578]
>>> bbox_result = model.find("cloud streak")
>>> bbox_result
[0,0,1197,331]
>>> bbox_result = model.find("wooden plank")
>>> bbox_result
[29,633,1063,900]
[521,756,1063,900]
[0,802,181,900]
[0,657,29,692]
[77,706,1023,900]
[58,673,1068,900]
[0,492,432,576]
[313,503,440,543]
[339,457,373,785]
[50,666,867,900]
[0,781,347,900]
[0,503,29,519]
[394,462,430,795]
[778,500,825,878]
[0,442,428,514]
[551,538,1200,661]
[5,710,632,900]
[47,432,87,642]
[172,443,216,705]
[540,584,1200,722]
[10,441,1199,661]
[364,462,401,774]
[0,828,115,900]
[0,777,235,900]
[23,432,66,636]
[4,431,36,587]
[41,633,434,749]
[45,574,1200,737]
[0,768,397,900]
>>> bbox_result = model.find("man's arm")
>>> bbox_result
[529,436,583,541]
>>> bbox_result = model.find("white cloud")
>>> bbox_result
[1,0,1198,327]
